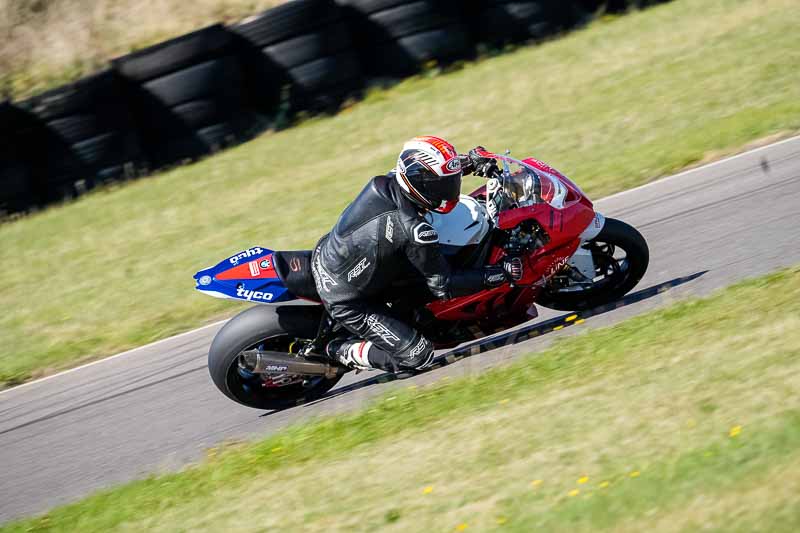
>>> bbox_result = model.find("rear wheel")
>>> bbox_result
[208,305,343,410]
[536,218,649,311]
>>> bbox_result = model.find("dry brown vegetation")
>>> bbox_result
[0,0,286,99]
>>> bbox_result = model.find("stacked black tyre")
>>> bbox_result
[15,71,144,203]
[578,0,671,14]
[469,0,587,48]
[337,0,475,78]
[113,25,258,167]
[233,0,365,113]
[0,102,39,215]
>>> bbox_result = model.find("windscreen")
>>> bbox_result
[493,155,570,209]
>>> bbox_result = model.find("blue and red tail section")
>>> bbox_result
[194,247,296,304]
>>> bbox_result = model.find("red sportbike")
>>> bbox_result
[195,149,649,409]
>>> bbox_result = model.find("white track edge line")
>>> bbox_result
[599,134,800,203]
[0,320,228,395]
[4,133,800,396]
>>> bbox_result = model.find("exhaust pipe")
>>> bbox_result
[239,350,340,378]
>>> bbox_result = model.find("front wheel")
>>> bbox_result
[208,304,343,410]
[536,218,649,311]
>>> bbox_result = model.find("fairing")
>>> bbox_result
[428,149,599,322]
[427,195,491,249]
[194,247,296,304]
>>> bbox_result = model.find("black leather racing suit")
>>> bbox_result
[312,175,482,371]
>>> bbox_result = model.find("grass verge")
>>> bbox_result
[2,0,800,387]
[4,266,800,531]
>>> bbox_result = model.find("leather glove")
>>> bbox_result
[470,147,500,178]
[461,147,500,178]
[483,257,524,288]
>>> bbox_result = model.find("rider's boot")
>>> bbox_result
[326,339,375,370]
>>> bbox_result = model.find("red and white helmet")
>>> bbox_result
[395,136,462,214]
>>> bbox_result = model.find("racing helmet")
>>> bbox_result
[394,136,462,214]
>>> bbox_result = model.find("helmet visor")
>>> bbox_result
[425,170,462,212]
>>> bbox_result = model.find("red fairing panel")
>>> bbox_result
[215,254,279,281]
[522,157,591,207]
[428,149,599,324]
[498,202,595,248]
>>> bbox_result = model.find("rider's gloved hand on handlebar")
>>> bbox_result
[460,147,500,179]
[483,257,524,288]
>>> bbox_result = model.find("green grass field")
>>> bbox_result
[4,266,799,532]
[2,0,800,387]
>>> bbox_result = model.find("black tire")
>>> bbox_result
[113,24,235,82]
[18,70,138,149]
[18,70,123,121]
[338,0,456,16]
[370,24,474,75]
[477,1,562,46]
[232,0,342,47]
[194,121,244,149]
[262,21,354,69]
[168,99,240,131]
[286,51,364,111]
[67,131,142,168]
[208,304,343,410]
[289,52,363,93]
[144,119,245,164]
[0,159,34,214]
[364,1,455,41]
[140,57,244,107]
[42,114,107,143]
[536,218,649,311]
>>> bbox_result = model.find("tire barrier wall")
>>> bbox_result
[112,24,259,168]
[233,0,365,112]
[0,0,671,217]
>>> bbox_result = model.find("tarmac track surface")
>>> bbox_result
[2,136,800,523]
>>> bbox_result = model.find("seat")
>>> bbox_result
[272,250,321,302]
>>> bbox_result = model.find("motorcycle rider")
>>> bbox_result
[312,136,523,373]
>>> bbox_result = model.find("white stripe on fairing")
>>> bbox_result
[3,134,799,395]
